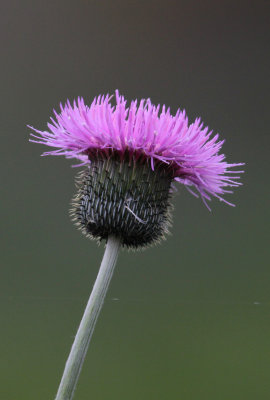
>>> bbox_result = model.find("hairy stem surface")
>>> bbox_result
[55,235,121,400]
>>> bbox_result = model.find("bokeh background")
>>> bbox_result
[1,1,269,399]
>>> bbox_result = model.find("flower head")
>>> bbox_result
[29,90,243,247]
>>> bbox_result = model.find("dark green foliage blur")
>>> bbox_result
[1,1,269,399]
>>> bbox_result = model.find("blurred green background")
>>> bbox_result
[1,1,269,399]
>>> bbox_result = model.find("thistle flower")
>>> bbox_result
[29,90,243,399]
[29,91,243,248]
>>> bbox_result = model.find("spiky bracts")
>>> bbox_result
[71,151,173,248]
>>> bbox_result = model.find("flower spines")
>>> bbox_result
[71,152,173,248]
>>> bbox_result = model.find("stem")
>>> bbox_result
[55,235,121,400]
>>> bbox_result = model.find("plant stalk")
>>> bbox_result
[55,235,121,400]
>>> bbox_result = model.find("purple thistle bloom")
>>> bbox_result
[29,90,243,209]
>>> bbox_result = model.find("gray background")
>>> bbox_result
[1,1,269,399]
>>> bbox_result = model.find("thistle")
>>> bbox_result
[29,90,243,399]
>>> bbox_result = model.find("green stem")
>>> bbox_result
[55,235,121,400]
